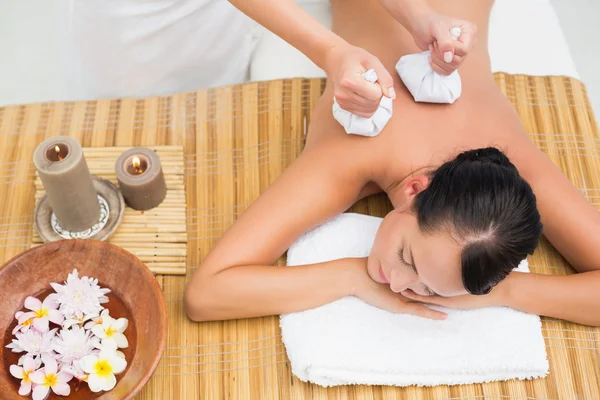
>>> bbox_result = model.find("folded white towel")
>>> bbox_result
[332,69,393,137]
[281,213,549,388]
[396,28,463,104]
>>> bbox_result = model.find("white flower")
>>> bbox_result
[6,328,57,364]
[19,296,64,333]
[63,313,97,329]
[91,315,129,349]
[50,269,110,319]
[12,311,36,335]
[29,355,72,400]
[53,325,100,366]
[84,308,109,330]
[80,349,127,392]
[9,355,40,396]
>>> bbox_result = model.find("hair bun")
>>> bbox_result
[458,147,515,169]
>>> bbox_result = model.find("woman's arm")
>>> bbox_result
[503,271,600,326]
[227,0,395,117]
[404,271,600,326]
[184,144,446,322]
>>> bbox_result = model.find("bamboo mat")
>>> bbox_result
[31,146,187,275]
[0,75,599,400]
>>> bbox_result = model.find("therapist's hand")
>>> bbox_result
[411,11,477,75]
[324,43,396,118]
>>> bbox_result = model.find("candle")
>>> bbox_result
[115,147,166,211]
[33,136,100,232]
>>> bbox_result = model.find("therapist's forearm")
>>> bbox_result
[503,270,600,327]
[228,0,346,69]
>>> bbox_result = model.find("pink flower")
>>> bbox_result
[29,355,72,400]
[12,311,36,335]
[21,296,64,333]
[62,359,88,383]
[9,355,39,396]
[5,328,57,365]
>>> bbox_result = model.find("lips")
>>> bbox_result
[378,265,389,284]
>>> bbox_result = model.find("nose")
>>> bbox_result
[389,267,419,293]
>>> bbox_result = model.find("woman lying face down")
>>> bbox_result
[368,147,543,298]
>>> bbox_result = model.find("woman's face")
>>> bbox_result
[367,210,468,297]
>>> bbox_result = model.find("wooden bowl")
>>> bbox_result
[0,240,167,400]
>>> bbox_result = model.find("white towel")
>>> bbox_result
[395,27,463,104]
[332,69,393,137]
[280,213,549,387]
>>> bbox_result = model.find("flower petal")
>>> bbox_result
[24,296,42,311]
[101,372,117,391]
[43,355,58,375]
[57,371,73,383]
[113,318,128,332]
[9,364,24,379]
[32,384,49,400]
[18,311,36,325]
[79,355,97,374]
[101,315,116,328]
[51,382,71,396]
[114,333,129,349]
[42,295,59,309]
[18,381,32,396]
[33,317,49,333]
[91,325,105,338]
[29,370,46,385]
[86,373,106,393]
[109,354,127,374]
[23,356,36,372]
[49,282,62,292]
[48,310,64,325]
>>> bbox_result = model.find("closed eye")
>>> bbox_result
[399,248,437,297]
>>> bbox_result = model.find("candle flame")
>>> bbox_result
[132,156,143,174]
[55,146,64,161]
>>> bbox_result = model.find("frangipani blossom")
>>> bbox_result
[22,296,64,333]
[80,350,127,393]
[12,311,35,335]
[29,355,72,400]
[63,313,97,329]
[91,315,129,349]
[9,355,39,396]
[84,308,109,330]
[63,359,88,383]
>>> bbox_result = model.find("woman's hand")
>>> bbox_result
[324,43,396,118]
[351,258,447,320]
[410,11,477,75]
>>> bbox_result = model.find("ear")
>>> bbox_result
[402,175,429,199]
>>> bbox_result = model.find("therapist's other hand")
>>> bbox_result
[324,43,395,118]
[411,11,477,75]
